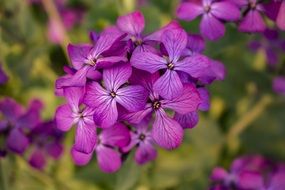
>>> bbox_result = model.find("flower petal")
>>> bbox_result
[162,84,201,114]
[198,88,210,111]
[174,112,199,129]
[100,123,130,148]
[210,167,228,181]
[135,142,157,165]
[152,110,183,150]
[0,98,24,124]
[71,146,93,166]
[96,56,127,69]
[67,44,92,70]
[91,26,125,57]
[238,10,266,33]
[200,14,225,40]
[83,81,109,108]
[211,1,240,21]
[121,106,152,124]
[277,1,285,30]
[116,85,147,112]
[161,28,187,62]
[273,76,285,95]
[130,52,166,73]
[186,34,205,54]
[74,122,97,154]
[46,142,63,159]
[93,99,118,128]
[176,2,204,21]
[7,129,29,154]
[55,104,74,131]
[103,63,132,92]
[153,70,183,100]
[63,87,84,110]
[237,171,264,189]
[117,11,145,35]
[96,146,121,173]
[176,54,210,78]
[58,66,90,87]
[28,149,46,170]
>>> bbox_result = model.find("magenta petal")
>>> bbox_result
[162,84,201,114]
[237,172,264,189]
[100,123,130,148]
[238,10,266,33]
[176,2,203,21]
[210,167,228,181]
[55,104,74,131]
[0,98,24,124]
[67,44,92,70]
[91,26,125,56]
[153,70,183,100]
[121,106,152,124]
[277,1,285,30]
[29,149,46,170]
[161,29,187,62]
[74,122,97,154]
[117,11,145,35]
[71,146,93,166]
[211,1,240,21]
[103,63,132,92]
[63,87,84,110]
[200,14,225,40]
[84,82,109,108]
[176,54,210,78]
[273,76,285,95]
[93,99,118,128]
[86,69,102,81]
[96,146,121,173]
[0,120,8,131]
[46,142,63,159]
[187,34,205,53]
[116,85,147,112]
[174,112,199,129]
[59,66,90,87]
[135,143,157,165]
[198,88,210,111]
[130,52,166,73]
[7,129,29,154]
[152,110,183,150]
[145,20,181,41]
[96,56,127,69]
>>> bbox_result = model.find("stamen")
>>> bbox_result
[204,5,211,13]
[110,91,117,98]
[167,62,175,70]
[152,101,161,110]
[139,134,146,141]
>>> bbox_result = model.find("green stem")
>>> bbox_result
[227,95,273,153]
[0,159,8,190]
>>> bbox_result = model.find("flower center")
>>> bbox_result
[204,5,211,13]
[131,36,143,46]
[139,133,146,141]
[110,91,117,98]
[167,62,175,70]
[152,100,161,110]
[87,58,97,66]
[250,2,256,9]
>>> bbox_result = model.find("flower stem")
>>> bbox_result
[227,95,273,154]
[41,0,70,60]
[0,159,8,190]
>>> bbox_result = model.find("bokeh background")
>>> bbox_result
[1,0,285,189]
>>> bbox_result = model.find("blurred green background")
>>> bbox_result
[1,0,285,189]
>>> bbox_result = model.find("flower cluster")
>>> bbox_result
[248,28,285,96]
[210,155,285,190]
[55,11,225,172]
[176,0,285,40]
[0,98,64,170]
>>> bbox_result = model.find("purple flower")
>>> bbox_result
[0,98,43,154]
[276,1,285,30]
[84,63,148,128]
[28,120,64,170]
[116,11,180,53]
[0,64,8,85]
[71,123,130,173]
[273,76,285,95]
[123,71,201,149]
[238,0,268,33]
[131,28,209,100]
[123,120,157,165]
[249,29,285,66]
[176,0,240,40]
[55,87,96,154]
[61,27,127,87]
